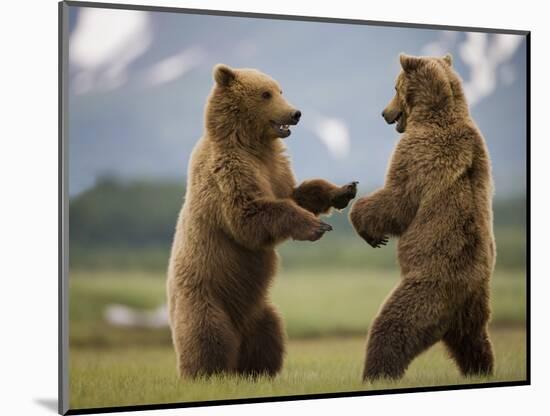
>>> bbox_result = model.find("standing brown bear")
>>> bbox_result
[350,53,496,381]
[167,64,357,379]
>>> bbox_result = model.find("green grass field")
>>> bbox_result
[68,268,527,410]
[70,329,526,409]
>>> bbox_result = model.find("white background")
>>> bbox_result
[0,0,545,415]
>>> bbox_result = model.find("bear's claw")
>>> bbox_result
[360,231,389,248]
[306,221,333,241]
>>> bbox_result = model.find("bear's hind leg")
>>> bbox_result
[237,304,285,377]
[443,327,494,376]
[443,297,494,376]
[171,301,240,379]
[363,278,449,381]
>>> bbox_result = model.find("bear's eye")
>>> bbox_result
[261,91,272,99]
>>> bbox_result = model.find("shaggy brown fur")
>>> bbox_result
[350,53,496,381]
[167,64,357,379]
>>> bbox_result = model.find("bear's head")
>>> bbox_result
[206,64,302,143]
[382,53,467,133]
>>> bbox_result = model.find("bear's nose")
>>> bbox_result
[381,110,386,118]
[291,110,302,123]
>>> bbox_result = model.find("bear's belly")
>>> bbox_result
[172,227,279,332]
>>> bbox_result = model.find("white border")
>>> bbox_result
[2,0,547,415]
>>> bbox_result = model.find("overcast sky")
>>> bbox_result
[67,6,527,198]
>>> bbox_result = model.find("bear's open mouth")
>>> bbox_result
[270,120,294,138]
[390,111,406,133]
[384,109,406,133]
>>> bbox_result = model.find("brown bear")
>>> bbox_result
[167,64,357,379]
[350,53,496,381]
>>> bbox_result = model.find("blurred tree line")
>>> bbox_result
[69,176,527,272]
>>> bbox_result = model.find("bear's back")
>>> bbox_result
[396,119,495,281]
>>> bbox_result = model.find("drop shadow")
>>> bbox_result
[34,398,58,413]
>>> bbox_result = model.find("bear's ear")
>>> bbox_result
[442,53,453,67]
[213,64,236,87]
[399,53,423,73]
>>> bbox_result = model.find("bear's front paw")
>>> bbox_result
[292,219,333,242]
[331,181,358,210]
[358,230,389,248]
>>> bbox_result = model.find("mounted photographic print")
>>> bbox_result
[58,1,530,414]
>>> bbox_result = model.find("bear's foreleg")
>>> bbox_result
[222,198,334,247]
[237,304,285,377]
[363,278,449,381]
[216,164,334,246]
[292,179,358,215]
[350,188,416,248]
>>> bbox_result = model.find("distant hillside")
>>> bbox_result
[69,177,185,247]
[69,177,527,248]
[68,178,526,272]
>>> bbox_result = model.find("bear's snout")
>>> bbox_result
[291,110,302,124]
[382,108,401,125]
